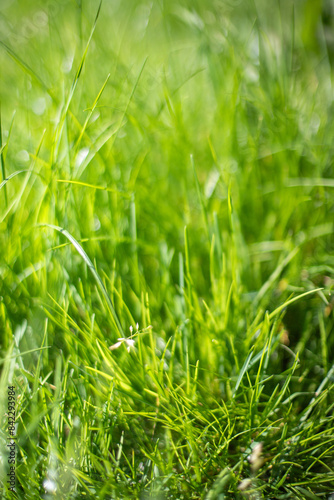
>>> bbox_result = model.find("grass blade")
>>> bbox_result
[233,347,255,397]
[0,170,27,191]
[42,223,124,337]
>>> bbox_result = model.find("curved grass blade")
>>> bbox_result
[191,154,210,242]
[76,56,148,179]
[53,0,103,159]
[253,247,300,306]
[205,467,231,499]
[75,72,110,150]
[42,223,124,337]
[1,130,46,224]
[0,170,27,190]
[56,179,131,198]
[233,346,255,398]
[268,288,323,321]
[250,288,324,337]
[0,41,52,99]
[286,177,334,188]
[0,347,51,366]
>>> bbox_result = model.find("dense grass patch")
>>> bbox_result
[0,1,334,498]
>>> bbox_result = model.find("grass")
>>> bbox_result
[0,0,334,498]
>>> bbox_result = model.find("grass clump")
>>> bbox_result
[0,0,334,498]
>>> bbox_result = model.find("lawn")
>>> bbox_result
[0,0,334,498]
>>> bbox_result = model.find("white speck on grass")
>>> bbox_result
[62,55,74,74]
[75,148,89,168]
[93,215,101,231]
[43,479,57,493]
[238,478,252,492]
[133,3,152,39]
[16,150,30,163]
[110,338,135,353]
[73,416,80,428]
[90,111,100,123]
[249,442,263,471]
[204,169,220,199]
[245,64,259,83]
[32,97,46,115]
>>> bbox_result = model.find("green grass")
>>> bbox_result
[0,0,334,498]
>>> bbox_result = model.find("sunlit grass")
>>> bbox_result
[0,1,334,498]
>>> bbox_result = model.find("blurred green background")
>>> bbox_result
[0,1,334,498]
